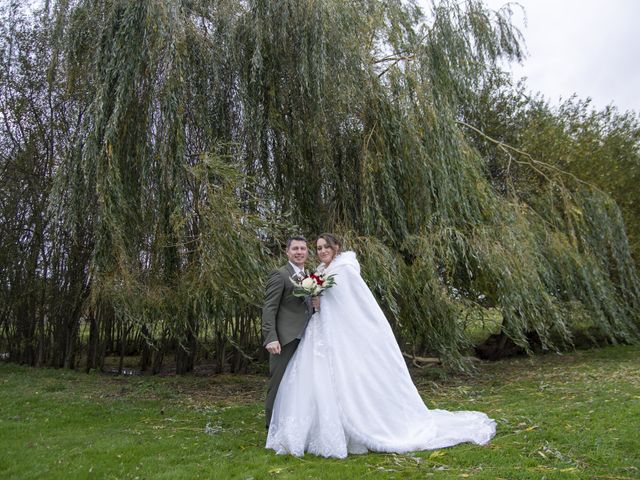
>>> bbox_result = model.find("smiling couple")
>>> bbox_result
[262,234,496,459]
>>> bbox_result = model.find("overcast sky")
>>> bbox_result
[477,0,640,113]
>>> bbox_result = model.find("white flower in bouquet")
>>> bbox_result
[301,277,317,290]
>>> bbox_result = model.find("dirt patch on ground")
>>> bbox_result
[173,375,268,405]
[96,369,268,404]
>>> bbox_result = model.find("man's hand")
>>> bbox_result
[311,296,321,310]
[266,340,281,355]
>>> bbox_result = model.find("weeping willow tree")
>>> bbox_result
[0,0,638,373]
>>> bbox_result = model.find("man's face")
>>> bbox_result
[286,240,308,267]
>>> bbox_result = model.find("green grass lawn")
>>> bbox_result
[1,345,638,480]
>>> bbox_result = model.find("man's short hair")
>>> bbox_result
[286,236,307,249]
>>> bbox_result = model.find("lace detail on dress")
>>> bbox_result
[267,414,350,458]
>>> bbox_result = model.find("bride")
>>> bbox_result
[266,233,496,458]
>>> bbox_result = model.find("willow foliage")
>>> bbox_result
[0,0,638,372]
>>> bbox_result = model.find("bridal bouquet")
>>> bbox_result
[290,271,337,298]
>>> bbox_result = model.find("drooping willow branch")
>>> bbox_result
[456,119,602,192]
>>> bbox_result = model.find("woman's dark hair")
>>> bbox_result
[317,233,341,253]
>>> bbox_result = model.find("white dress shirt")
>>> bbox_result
[289,262,305,276]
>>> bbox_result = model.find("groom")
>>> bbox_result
[262,236,317,429]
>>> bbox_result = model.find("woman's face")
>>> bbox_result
[316,238,335,264]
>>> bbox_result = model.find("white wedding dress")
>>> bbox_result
[266,251,496,458]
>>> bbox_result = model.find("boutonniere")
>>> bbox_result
[291,271,306,282]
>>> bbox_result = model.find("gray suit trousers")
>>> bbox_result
[265,339,300,429]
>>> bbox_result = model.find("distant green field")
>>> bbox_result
[1,345,638,479]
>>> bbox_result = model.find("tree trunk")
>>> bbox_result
[139,324,152,372]
[151,329,168,375]
[118,319,127,374]
[176,311,198,374]
[214,328,226,374]
[86,310,99,372]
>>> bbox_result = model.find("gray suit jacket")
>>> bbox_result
[262,264,312,347]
